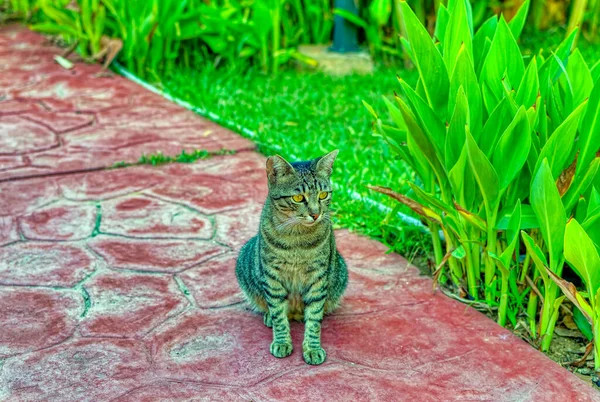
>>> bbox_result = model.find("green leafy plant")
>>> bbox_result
[30,0,107,57]
[365,0,600,354]
[4,0,41,20]
[538,213,600,370]
[26,0,318,78]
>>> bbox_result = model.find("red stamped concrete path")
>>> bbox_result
[0,25,598,402]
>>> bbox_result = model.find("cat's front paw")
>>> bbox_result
[270,341,293,358]
[263,312,273,328]
[303,346,326,365]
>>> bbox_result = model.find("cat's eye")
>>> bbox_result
[292,194,304,203]
[318,192,328,200]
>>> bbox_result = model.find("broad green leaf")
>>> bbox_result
[573,306,593,341]
[516,57,539,108]
[566,49,593,107]
[480,16,524,109]
[449,144,477,210]
[374,120,408,160]
[362,100,379,119]
[407,131,434,184]
[553,52,576,115]
[526,104,538,129]
[505,200,522,248]
[507,165,534,206]
[450,45,482,137]
[592,58,600,83]
[333,8,368,28]
[480,97,514,157]
[396,96,447,188]
[452,245,466,259]
[400,0,450,116]
[538,29,576,98]
[521,230,549,283]
[30,22,82,38]
[382,96,407,131]
[585,187,600,224]
[492,106,531,191]
[543,268,593,323]
[399,81,445,157]
[499,200,521,267]
[531,159,566,271]
[456,203,487,232]
[400,37,415,64]
[462,0,475,34]
[564,219,600,305]
[444,0,472,75]
[433,5,449,43]
[408,183,450,211]
[534,101,587,179]
[446,86,469,170]
[466,127,500,212]
[536,98,549,143]
[369,0,392,26]
[583,187,600,248]
[577,77,600,178]
[501,76,519,111]
[576,196,588,223]
[546,81,565,135]
[482,77,500,115]
[252,0,273,40]
[507,0,530,39]
[496,203,538,229]
[473,16,497,75]
[563,158,600,212]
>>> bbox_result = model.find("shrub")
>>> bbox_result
[366,0,600,356]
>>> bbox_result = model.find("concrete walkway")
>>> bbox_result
[0,25,598,402]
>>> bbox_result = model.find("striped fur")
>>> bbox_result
[236,150,348,365]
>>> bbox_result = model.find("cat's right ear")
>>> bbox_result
[266,155,295,184]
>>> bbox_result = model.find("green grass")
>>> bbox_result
[111,148,235,168]
[158,65,433,265]
[153,29,600,269]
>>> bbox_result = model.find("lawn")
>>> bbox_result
[157,64,431,264]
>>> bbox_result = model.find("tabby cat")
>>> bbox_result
[235,150,348,365]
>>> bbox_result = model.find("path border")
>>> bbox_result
[111,62,427,232]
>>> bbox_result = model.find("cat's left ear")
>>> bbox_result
[315,149,339,176]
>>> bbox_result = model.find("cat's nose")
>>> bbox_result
[310,213,320,221]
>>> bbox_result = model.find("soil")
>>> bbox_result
[511,313,598,388]
[546,331,598,387]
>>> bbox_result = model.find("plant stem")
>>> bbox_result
[484,210,498,303]
[497,268,509,326]
[539,282,558,352]
[595,317,600,373]
[429,222,443,267]
[443,235,464,289]
[464,242,479,300]
[527,267,539,339]
[519,252,531,283]
[539,258,566,351]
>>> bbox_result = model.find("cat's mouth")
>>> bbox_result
[302,218,321,226]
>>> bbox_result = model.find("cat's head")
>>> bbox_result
[265,150,338,227]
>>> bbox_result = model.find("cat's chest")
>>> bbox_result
[278,264,309,293]
[274,250,322,292]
